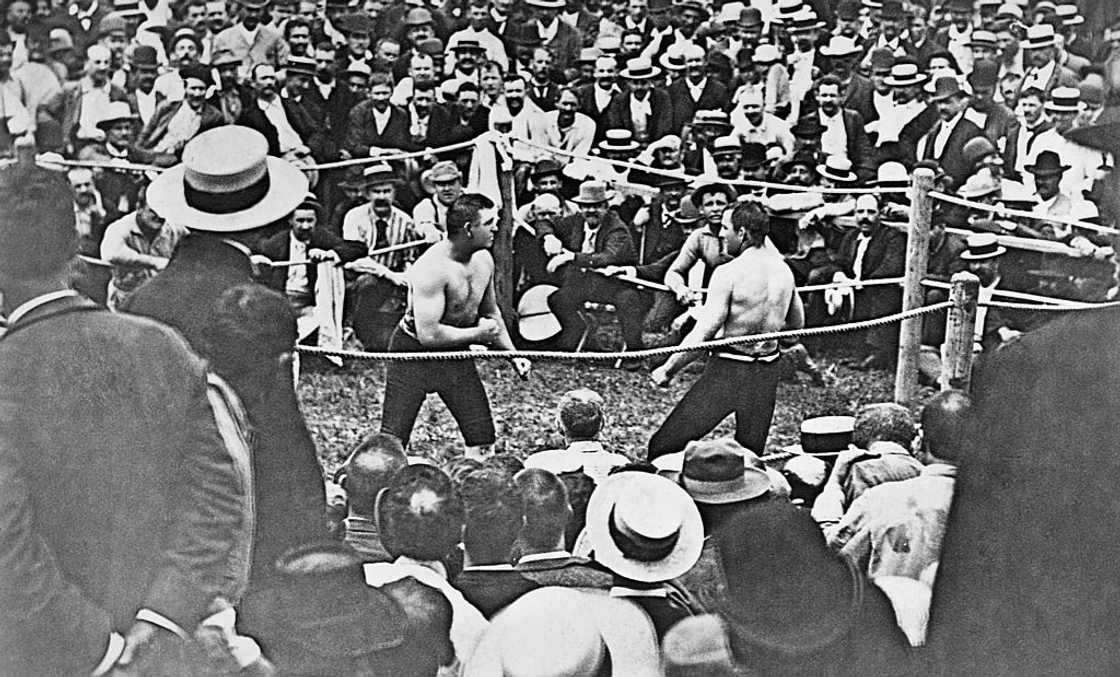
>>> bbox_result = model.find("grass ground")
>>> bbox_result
[298,346,903,475]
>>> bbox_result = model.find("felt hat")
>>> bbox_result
[962,136,1000,168]
[875,161,909,187]
[791,115,826,138]
[239,0,270,9]
[868,47,896,73]
[342,60,372,78]
[960,232,1006,260]
[597,129,641,153]
[817,155,858,183]
[944,0,974,11]
[781,148,818,173]
[209,48,243,67]
[1079,73,1105,107]
[879,0,904,19]
[530,158,564,179]
[285,55,316,77]
[95,101,139,130]
[751,43,781,65]
[620,57,661,79]
[925,72,970,101]
[584,472,704,582]
[421,161,462,190]
[95,12,127,37]
[403,7,433,25]
[146,127,308,232]
[680,438,771,504]
[336,12,376,34]
[130,45,160,71]
[669,198,705,224]
[673,0,710,19]
[716,501,866,655]
[662,615,737,674]
[416,36,444,55]
[1044,86,1080,113]
[741,142,767,169]
[836,0,861,20]
[1024,149,1070,176]
[594,34,621,53]
[884,60,928,87]
[957,169,1000,199]
[690,181,737,208]
[710,135,742,157]
[716,1,744,25]
[517,284,562,341]
[179,63,214,86]
[996,2,1022,19]
[739,6,763,27]
[820,35,862,58]
[968,57,1000,89]
[48,27,74,53]
[571,180,615,204]
[1023,23,1057,50]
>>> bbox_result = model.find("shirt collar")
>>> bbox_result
[941,110,964,133]
[71,0,99,18]
[239,23,259,44]
[567,440,605,453]
[517,550,572,565]
[5,290,81,327]
[394,555,448,579]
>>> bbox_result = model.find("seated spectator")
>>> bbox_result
[715,501,912,676]
[365,464,489,671]
[582,471,703,638]
[76,101,143,222]
[99,185,188,310]
[335,431,408,562]
[133,64,223,165]
[463,587,662,677]
[522,388,629,483]
[821,390,971,646]
[345,69,412,156]
[454,468,539,617]
[511,467,613,589]
[413,159,463,239]
[811,403,922,528]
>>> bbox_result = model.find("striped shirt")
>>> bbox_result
[342,203,422,271]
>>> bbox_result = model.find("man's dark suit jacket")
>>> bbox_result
[631,198,686,281]
[233,97,317,158]
[515,555,614,589]
[123,235,327,588]
[453,569,540,618]
[977,103,1021,172]
[842,73,876,125]
[919,116,986,189]
[534,211,637,270]
[0,294,243,676]
[930,306,1120,675]
[345,101,413,157]
[666,77,730,132]
[832,225,907,282]
[574,82,617,119]
[255,227,366,292]
[602,88,675,143]
[837,108,877,183]
[302,79,359,160]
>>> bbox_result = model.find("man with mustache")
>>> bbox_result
[242,62,313,158]
[211,0,290,72]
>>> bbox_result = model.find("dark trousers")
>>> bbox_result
[647,354,782,460]
[547,271,649,350]
[380,327,496,448]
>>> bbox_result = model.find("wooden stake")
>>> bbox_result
[940,271,980,392]
[894,168,934,404]
[495,141,517,335]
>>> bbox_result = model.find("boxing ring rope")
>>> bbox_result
[929,190,1120,237]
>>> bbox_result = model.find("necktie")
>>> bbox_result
[853,234,871,280]
[582,226,598,254]
[374,218,389,250]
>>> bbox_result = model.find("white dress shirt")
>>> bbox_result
[257,96,302,153]
[819,109,848,161]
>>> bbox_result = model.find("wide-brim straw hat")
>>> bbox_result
[147,126,308,232]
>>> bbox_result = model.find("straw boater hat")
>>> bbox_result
[620,57,661,80]
[358,163,396,187]
[1044,86,1080,114]
[525,0,565,9]
[517,284,562,341]
[752,43,781,66]
[817,156,858,184]
[875,161,909,188]
[1023,23,1057,50]
[957,170,1000,200]
[960,232,1006,260]
[147,126,308,232]
[596,128,641,153]
[583,472,704,582]
[884,60,928,87]
[819,35,862,58]
[710,135,742,157]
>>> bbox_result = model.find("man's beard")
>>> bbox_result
[294,228,313,242]
[506,96,524,111]
[557,111,575,128]
[821,102,837,116]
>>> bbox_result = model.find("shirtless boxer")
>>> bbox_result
[647,201,804,460]
[380,193,532,459]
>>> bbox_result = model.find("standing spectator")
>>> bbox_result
[604,57,672,144]
[665,42,728,131]
[0,163,245,677]
[76,101,141,220]
[965,58,1020,170]
[43,43,127,154]
[1018,23,1079,97]
[916,72,984,190]
[447,0,509,71]
[125,45,160,125]
[134,64,223,166]
[526,0,581,77]
[574,53,617,118]
[345,70,412,157]
[211,0,290,72]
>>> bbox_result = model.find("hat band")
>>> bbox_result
[609,506,680,562]
[185,171,271,215]
[682,475,751,497]
[969,242,1000,257]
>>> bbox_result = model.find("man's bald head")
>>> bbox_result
[343,433,407,517]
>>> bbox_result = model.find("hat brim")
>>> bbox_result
[525,0,566,7]
[820,47,862,58]
[595,142,641,153]
[683,467,771,504]
[620,66,663,79]
[96,115,139,129]
[517,285,561,341]
[147,156,309,232]
[571,192,615,204]
[885,74,928,87]
[817,166,858,183]
[584,473,704,583]
[1024,164,1070,176]
[1043,103,1079,113]
[960,245,1007,260]
[1024,39,1056,50]
[690,183,738,207]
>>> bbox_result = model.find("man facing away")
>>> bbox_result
[648,201,803,460]
[380,193,531,459]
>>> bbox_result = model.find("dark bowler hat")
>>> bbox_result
[739,6,763,27]
[530,158,564,179]
[742,142,767,169]
[673,0,710,19]
[791,115,826,138]
[596,129,641,153]
[925,72,969,101]
[968,58,1000,89]
[130,44,159,71]
[879,0,904,19]
[1025,150,1070,176]
[690,182,738,208]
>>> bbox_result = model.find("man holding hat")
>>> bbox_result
[537,178,637,351]
[211,0,290,72]
[650,201,804,459]
[1023,86,1105,200]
